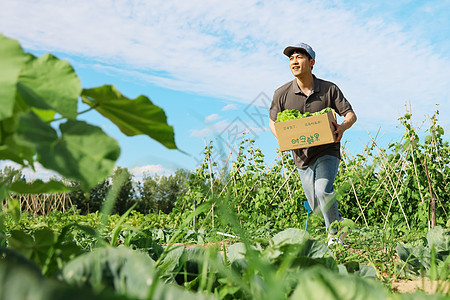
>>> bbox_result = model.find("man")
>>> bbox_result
[269,42,357,245]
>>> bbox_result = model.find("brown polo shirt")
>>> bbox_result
[270,75,353,169]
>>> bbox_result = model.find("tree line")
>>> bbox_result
[1,166,190,215]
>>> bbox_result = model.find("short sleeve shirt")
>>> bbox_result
[270,75,354,169]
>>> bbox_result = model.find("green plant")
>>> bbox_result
[137,169,190,214]
[0,33,176,194]
[396,226,450,283]
[275,107,333,122]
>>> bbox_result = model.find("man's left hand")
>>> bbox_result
[332,111,357,143]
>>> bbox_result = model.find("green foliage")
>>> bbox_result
[9,179,70,194]
[0,166,26,185]
[17,117,120,190]
[69,179,110,214]
[174,139,307,233]
[397,226,450,282]
[61,246,156,297]
[110,167,135,215]
[174,106,449,236]
[6,226,84,276]
[0,33,449,300]
[0,33,177,194]
[275,107,332,122]
[336,107,449,231]
[1,203,449,299]
[81,85,176,149]
[172,107,445,237]
[290,266,387,300]
[137,169,189,214]
[66,167,189,215]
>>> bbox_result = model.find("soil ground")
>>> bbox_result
[392,278,449,294]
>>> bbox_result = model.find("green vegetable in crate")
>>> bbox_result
[276,107,333,122]
[313,107,333,116]
[275,109,301,122]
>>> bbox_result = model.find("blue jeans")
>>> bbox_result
[298,155,341,233]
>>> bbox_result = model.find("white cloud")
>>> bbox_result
[0,0,449,129]
[190,120,231,137]
[222,104,238,111]
[190,118,266,141]
[204,113,220,123]
[130,164,171,177]
[0,160,174,184]
[129,164,173,182]
[0,161,61,182]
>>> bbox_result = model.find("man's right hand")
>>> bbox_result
[269,118,277,138]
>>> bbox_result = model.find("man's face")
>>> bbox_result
[289,52,315,77]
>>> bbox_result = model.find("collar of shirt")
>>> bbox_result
[292,75,321,95]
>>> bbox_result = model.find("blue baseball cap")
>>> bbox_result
[283,42,316,59]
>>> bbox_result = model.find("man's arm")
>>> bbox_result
[332,111,357,143]
[269,118,277,138]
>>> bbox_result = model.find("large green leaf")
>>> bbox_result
[0,251,137,300]
[271,228,310,247]
[44,119,120,190]
[9,179,71,194]
[151,282,216,300]
[0,93,37,165]
[0,258,44,300]
[7,228,56,267]
[227,242,246,263]
[279,239,330,259]
[157,245,185,280]
[82,85,177,149]
[0,123,36,166]
[7,230,35,258]
[5,109,57,166]
[16,111,58,145]
[17,53,80,119]
[16,112,120,190]
[338,261,377,278]
[291,266,388,300]
[396,243,431,277]
[267,228,338,272]
[270,228,331,260]
[61,246,215,300]
[61,246,156,298]
[427,226,450,253]
[0,34,31,121]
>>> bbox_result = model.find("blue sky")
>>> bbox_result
[1,0,449,180]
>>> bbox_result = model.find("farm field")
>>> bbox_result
[1,205,449,299]
[1,34,449,299]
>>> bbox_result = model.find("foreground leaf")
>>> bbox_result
[338,261,377,278]
[0,254,137,300]
[396,243,431,277]
[7,228,56,267]
[227,242,246,263]
[82,85,177,149]
[427,226,450,254]
[0,34,31,120]
[17,53,80,119]
[291,266,388,300]
[0,101,37,165]
[61,246,156,298]
[16,112,120,190]
[271,228,310,247]
[157,245,185,280]
[10,179,71,194]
